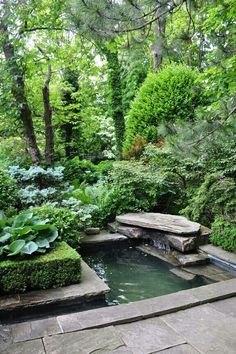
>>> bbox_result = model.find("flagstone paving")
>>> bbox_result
[1,279,236,354]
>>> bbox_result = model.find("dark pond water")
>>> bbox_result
[83,245,209,305]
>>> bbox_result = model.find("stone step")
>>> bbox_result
[116,213,201,236]
[175,253,209,267]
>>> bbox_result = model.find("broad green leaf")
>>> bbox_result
[8,240,25,256]
[47,226,58,242]
[0,233,11,243]
[36,238,50,248]
[13,213,33,228]
[22,241,38,255]
[32,224,51,231]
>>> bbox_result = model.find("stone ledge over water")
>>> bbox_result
[116,212,201,236]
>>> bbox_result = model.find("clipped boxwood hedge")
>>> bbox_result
[0,242,81,294]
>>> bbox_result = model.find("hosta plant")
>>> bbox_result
[0,213,58,258]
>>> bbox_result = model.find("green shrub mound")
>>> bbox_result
[30,206,81,249]
[210,217,236,253]
[0,242,81,293]
[0,169,19,213]
[125,63,203,148]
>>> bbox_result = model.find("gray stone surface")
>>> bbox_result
[0,325,12,352]
[115,317,185,354]
[107,222,118,233]
[210,297,236,319]
[57,302,143,333]
[11,317,61,343]
[162,304,236,354]
[170,268,196,281]
[167,234,196,252]
[1,339,45,354]
[175,253,209,266]
[43,326,125,354]
[155,344,200,353]
[183,264,234,282]
[85,227,100,235]
[116,224,146,238]
[136,245,180,266]
[116,213,201,235]
[199,244,236,266]
[81,231,127,245]
[197,225,211,246]
[185,278,236,302]
[0,260,110,314]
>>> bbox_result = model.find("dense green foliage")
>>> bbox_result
[0,169,19,214]
[125,64,203,147]
[210,216,236,253]
[0,0,235,257]
[0,213,58,258]
[0,242,81,293]
[29,206,81,248]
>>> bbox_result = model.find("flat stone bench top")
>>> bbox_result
[0,260,110,314]
[116,212,201,235]
[3,279,236,354]
[200,244,236,267]
[81,231,127,245]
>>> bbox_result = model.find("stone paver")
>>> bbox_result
[2,279,236,353]
[0,339,45,354]
[11,317,61,343]
[81,231,127,245]
[162,304,236,354]
[154,343,200,353]
[115,317,185,354]
[0,325,12,352]
[116,213,200,235]
[210,297,236,319]
[43,326,125,354]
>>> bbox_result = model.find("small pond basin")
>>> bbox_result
[83,245,210,305]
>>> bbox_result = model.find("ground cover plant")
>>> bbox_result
[0,212,58,258]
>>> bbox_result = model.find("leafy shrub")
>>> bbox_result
[71,182,119,227]
[0,242,81,293]
[62,157,99,184]
[182,173,236,226]
[0,137,30,169]
[210,216,236,252]
[0,213,58,258]
[125,64,203,148]
[0,169,19,213]
[122,135,147,160]
[70,161,174,227]
[30,205,81,248]
[110,161,174,214]
[96,160,114,177]
[8,165,67,207]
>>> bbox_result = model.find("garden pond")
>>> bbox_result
[83,245,210,305]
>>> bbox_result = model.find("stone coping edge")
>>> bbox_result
[55,278,236,334]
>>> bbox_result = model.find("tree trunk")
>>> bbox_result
[1,25,41,165]
[43,64,54,165]
[150,1,168,72]
[103,44,125,159]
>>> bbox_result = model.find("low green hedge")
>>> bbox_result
[0,242,81,294]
